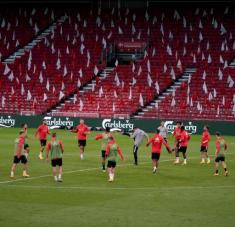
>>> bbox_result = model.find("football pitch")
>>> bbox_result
[0,128,234,227]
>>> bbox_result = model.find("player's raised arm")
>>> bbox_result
[70,127,78,133]
[95,134,103,140]
[117,146,124,161]
[47,127,50,135]
[144,131,149,141]
[122,131,131,137]
[146,137,153,147]
[105,144,110,157]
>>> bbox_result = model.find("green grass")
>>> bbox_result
[0,128,234,227]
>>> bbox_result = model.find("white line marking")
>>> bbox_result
[2,185,235,191]
[0,161,151,185]
[0,153,234,185]
[0,158,175,185]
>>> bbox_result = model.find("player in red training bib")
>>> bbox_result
[146,129,172,174]
[172,121,182,164]
[10,130,30,178]
[71,119,90,160]
[34,120,50,160]
[175,126,191,165]
[200,125,211,164]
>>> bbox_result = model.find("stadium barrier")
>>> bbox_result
[0,114,234,135]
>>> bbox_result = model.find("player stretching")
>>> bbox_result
[158,121,168,142]
[35,120,50,160]
[46,133,64,182]
[122,127,149,165]
[21,123,30,159]
[71,119,90,160]
[173,121,182,164]
[95,127,113,172]
[175,126,190,165]
[214,132,229,176]
[146,129,172,174]
[10,131,30,178]
[200,125,211,164]
[105,137,124,182]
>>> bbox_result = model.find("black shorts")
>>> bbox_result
[152,153,160,160]
[107,160,116,168]
[179,146,187,153]
[13,155,27,164]
[24,144,29,150]
[200,146,208,152]
[101,150,106,158]
[40,140,47,146]
[78,140,86,147]
[51,158,63,167]
[215,155,225,162]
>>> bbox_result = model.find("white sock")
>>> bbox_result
[201,158,205,162]
[80,154,84,160]
[25,153,28,158]
[111,173,114,180]
[176,157,179,162]
[153,167,157,171]
[54,176,58,181]
[184,159,187,163]
[58,174,62,179]
[10,171,14,177]
[207,157,210,161]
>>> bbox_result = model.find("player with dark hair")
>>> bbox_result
[105,136,124,182]
[35,120,50,160]
[146,129,172,174]
[10,131,29,178]
[175,126,191,165]
[122,127,149,165]
[46,133,64,182]
[95,127,113,172]
[214,132,229,176]
[71,119,90,160]
[200,125,211,164]
[21,123,30,159]
[173,121,182,164]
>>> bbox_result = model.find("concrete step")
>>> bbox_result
[162,92,171,96]
[2,14,67,64]
[171,85,180,89]
[83,87,92,90]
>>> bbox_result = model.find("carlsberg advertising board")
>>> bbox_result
[0,115,16,128]
[102,119,134,131]
[0,114,234,135]
[164,121,197,134]
[44,116,74,129]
